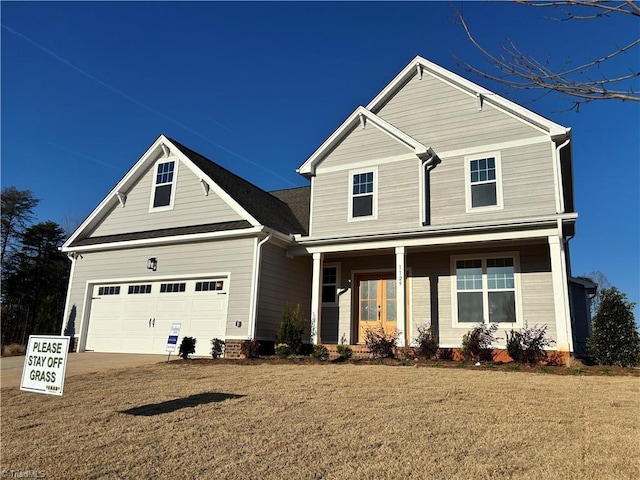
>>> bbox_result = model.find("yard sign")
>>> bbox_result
[166,323,182,353]
[20,335,70,396]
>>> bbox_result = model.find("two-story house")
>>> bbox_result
[60,56,590,359]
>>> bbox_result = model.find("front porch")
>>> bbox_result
[307,235,574,353]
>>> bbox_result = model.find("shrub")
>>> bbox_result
[275,343,292,358]
[241,340,260,359]
[179,337,196,359]
[364,324,398,359]
[336,344,353,360]
[587,287,639,367]
[505,324,555,365]
[1,343,26,357]
[210,338,225,359]
[276,304,305,355]
[461,323,499,362]
[312,344,329,361]
[415,325,439,359]
[336,334,353,360]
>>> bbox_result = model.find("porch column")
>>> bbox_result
[395,246,406,347]
[311,252,324,345]
[548,235,573,352]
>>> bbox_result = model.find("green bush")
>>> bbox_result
[179,336,196,359]
[312,344,329,361]
[276,304,305,355]
[416,325,439,359]
[240,340,260,359]
[461,324,499,362]
[275,343,292,358]
[587,287,639,367]
[364,324,398,359]
[336,344,353,360]
[334,334,353,360]
[210,338,225,359]
[505,324,555,365]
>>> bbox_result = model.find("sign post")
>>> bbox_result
[20,335,70,396]
[166,323,182,361]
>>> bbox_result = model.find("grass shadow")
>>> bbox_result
[119,392,245,416]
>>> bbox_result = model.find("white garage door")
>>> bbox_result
[85,277,229,356]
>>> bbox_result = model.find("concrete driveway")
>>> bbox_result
[1,352,166,389]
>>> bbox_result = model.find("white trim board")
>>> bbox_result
[303,227,561,254]
[62,226,264,253]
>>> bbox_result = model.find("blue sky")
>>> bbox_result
[2,2,638,312]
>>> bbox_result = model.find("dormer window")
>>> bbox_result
[150,160,177,210]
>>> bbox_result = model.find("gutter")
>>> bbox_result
[299,213,578,247]
[61,226,265,253]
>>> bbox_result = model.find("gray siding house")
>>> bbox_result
[61,56,590,358]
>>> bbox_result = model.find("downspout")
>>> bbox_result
[421,149,439,226]
[61,251,80,349]
[248,234,271,340]
[555,138,570,214]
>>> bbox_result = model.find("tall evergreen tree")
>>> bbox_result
[1,221,69,345]
[1,187,40,266]
[587,287,639,367]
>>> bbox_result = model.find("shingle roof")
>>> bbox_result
[74,221,253,246]
[269,186,310,236]
[169,138,309,235]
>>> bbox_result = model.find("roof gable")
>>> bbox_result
[368,56,568,136]
[297,56,569,177]
[297,106,429,176]
[63,135,307,249]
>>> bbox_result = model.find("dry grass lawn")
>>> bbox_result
[1,362,639,479]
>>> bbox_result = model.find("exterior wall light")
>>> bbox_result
[147,257,157,271]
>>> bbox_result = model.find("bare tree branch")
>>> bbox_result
[455,1,640,111]
[518,0,640,19]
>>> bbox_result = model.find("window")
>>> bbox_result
[349,168,377,220]
[322,266,338,304]
[453,255,518,325]
[160,282,186,293]
[98,286,120,296]
[128,284,152,294]
[151,160,176,209]
[195,280,224,292]
[465,153,502,211]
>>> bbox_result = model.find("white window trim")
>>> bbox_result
[348,166,378,222]
[321,262,341,306]
[149,157,179,212]
[450,252,523,328]
[464,152,503,213]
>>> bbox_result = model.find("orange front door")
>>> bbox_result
[356,273,397,343]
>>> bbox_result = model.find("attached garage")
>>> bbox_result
[84,276,229,356]
[60,135,309,357]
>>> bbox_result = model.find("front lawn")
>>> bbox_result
[1,362,638,479]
